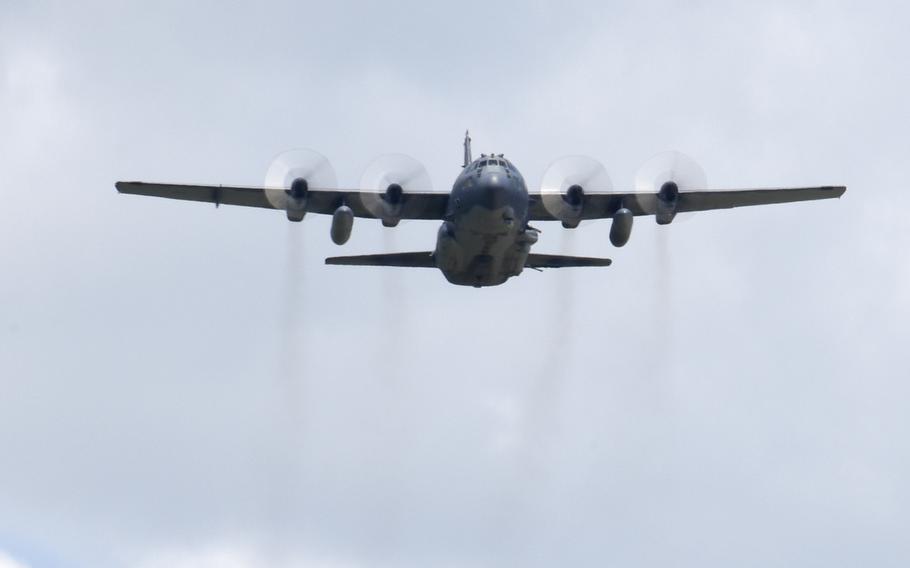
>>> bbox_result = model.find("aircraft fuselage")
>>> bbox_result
[434,157,538,287]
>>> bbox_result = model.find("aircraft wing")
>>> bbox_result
[527,186,846,221]
[115,182,450,220]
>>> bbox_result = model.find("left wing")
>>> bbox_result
[528,186,846,221]
[115,182,450,220]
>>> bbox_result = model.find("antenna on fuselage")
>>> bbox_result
[463,130,472,168]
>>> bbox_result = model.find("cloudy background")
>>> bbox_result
[1,0,908,566]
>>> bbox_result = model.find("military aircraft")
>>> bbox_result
[116,133,845,287]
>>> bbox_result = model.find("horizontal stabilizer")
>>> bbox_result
[326,252,611,269]
[526,254,612,268]
[325,251,436,268]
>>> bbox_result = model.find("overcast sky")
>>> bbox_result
[1,1,908,566]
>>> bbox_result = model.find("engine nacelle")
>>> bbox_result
[285,177,309,222]
[330,205,354,245]
[610,208,633,247]
[655,181,679,225]
[381,183,403,227]
[560,184,585,228]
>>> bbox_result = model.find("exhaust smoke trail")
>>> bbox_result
[362,226,410,551]
[524,227,577,447]
[500,228,577,561]
[265,223,309,551]
[653,227,673,402]
[643,226,679,477]
[381,228,406,373]
[280,224,306,415]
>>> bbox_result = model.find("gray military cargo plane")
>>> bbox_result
[116,133,845,287]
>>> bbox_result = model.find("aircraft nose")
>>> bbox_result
[478,173,510,208]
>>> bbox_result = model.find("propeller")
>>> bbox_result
[359,153,433,227]
[539,156,613,228]
[264,149,338,221]
[633,151,707,225]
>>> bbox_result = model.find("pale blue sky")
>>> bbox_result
[1,1,908,566]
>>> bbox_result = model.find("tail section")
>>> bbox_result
[525,254,612,268]
[325,251,610,270]
[326,251,436,268]
[463,130,472,168]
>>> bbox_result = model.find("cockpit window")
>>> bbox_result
[477,159,512,168]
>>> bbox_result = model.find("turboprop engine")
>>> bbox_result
[634,151,707,226]
[263,149,337,223]
[285,177,308,222]
[539,156,613,229]
[359,154,432,228]
[377,183,404,227]
[560,184,585,228]
[655,181,679,225]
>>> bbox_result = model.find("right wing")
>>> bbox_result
[528,185,846,220]
[672,186,846,213]
[115,182,450,220]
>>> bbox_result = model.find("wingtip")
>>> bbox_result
[818,185,846,198]
[826,185,847,199]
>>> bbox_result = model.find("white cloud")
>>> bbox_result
[132,544,259,568]
[0,551,29,568]
[131,542,361,568]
